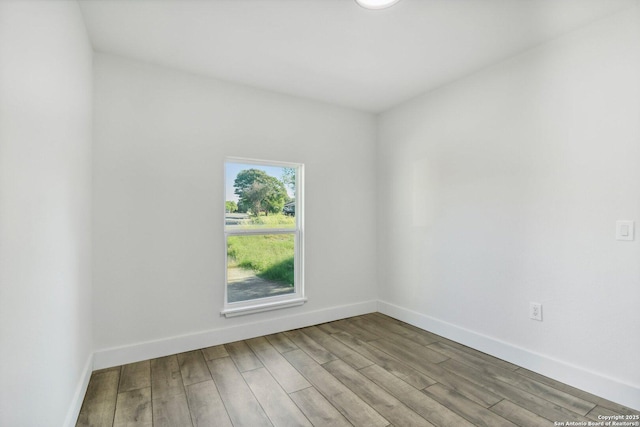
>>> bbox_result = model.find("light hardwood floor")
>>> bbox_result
[77,313,639,426]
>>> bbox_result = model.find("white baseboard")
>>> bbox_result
[93,300,378,370]
[377,300,640,411]
[64,352,94,427]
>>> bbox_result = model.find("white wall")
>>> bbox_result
[92,54,378,364]
[377,6,640,409]
[0,2,93,426]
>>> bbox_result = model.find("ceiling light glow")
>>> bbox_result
[355,0,400,10]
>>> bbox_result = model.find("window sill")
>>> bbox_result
[221,297,307,318]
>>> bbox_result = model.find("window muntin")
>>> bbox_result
[222,158,304,316]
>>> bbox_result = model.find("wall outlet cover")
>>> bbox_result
[529,302,543,321]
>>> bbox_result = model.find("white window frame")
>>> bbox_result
[221,157,305,317]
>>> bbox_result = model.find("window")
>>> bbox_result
[222,158,305,317]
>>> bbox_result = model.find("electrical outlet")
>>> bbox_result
[529,302,542,321]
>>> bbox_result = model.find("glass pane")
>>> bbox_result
[226,234,295,303]
[225,162,296,230]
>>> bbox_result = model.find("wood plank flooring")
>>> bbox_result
[77,313,639,426]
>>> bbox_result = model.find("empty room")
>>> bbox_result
[1,0,640,426]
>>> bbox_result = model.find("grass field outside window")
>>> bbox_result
[227,232,295,286]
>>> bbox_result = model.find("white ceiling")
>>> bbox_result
[79,0,637,113]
